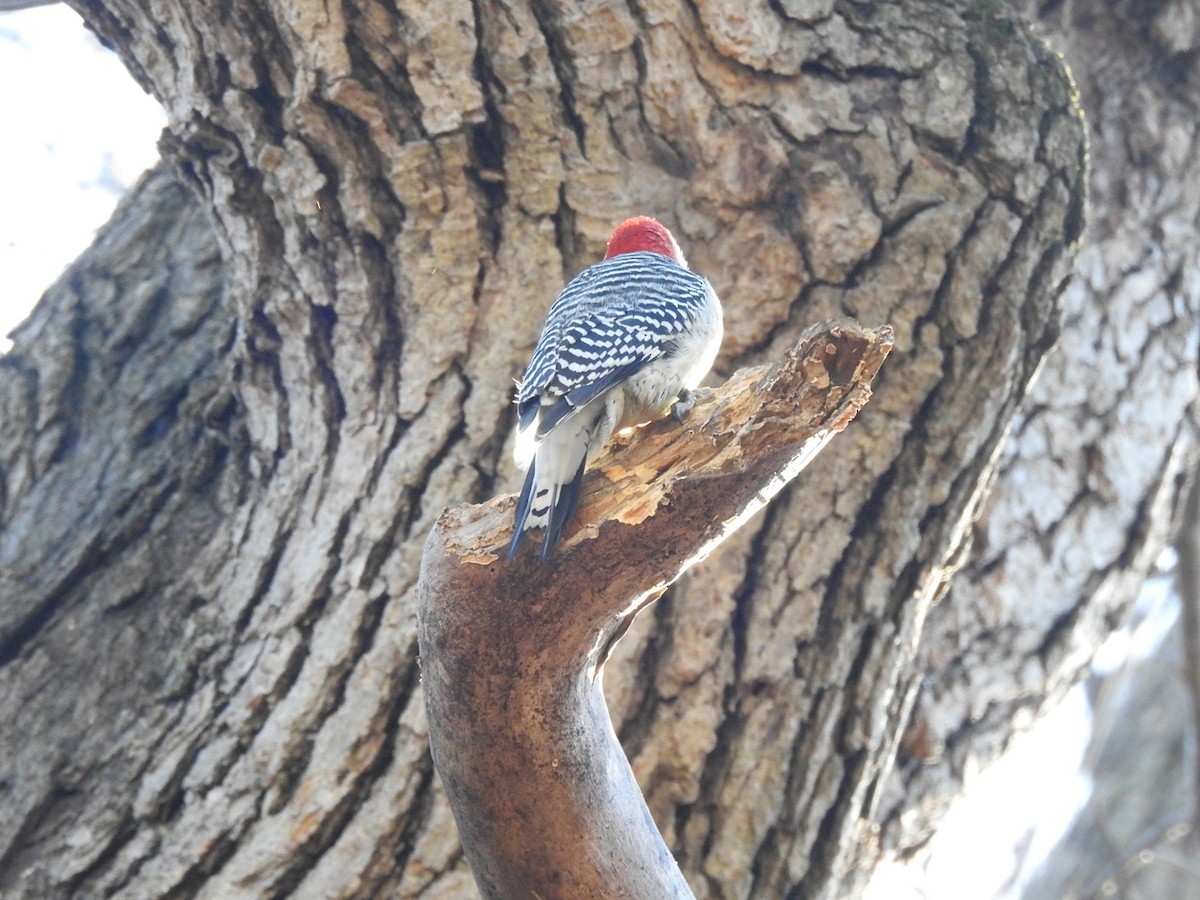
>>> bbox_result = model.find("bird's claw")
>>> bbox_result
[671,389,695,424]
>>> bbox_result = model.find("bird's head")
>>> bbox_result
[604,216,688,267]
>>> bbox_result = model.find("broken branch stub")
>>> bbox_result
[417,320,892,899]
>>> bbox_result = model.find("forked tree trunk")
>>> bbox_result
[7,0,1171,897]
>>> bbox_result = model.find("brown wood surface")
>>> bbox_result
[419,323,891,897]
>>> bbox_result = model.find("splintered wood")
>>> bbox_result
[435,319,893,569]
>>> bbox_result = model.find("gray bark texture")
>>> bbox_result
[9,0,1175,897]
[873,0,1200,889]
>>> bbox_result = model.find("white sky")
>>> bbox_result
[0,4,165,352]
[2,6,1181,899]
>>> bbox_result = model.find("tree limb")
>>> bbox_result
[417,320,892,898]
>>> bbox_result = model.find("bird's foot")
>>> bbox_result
[671,389,696,424]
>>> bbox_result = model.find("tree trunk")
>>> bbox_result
[872,0,1200,887]
[0,0,1111,897]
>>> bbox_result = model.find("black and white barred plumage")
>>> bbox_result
[509,217,723,560]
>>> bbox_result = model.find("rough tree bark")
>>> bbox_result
[0,1,1112,899]
[871,0,1200,890]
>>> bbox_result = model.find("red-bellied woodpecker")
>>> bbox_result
[508,216,724,560]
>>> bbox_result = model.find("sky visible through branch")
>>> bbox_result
[0,4,164,352]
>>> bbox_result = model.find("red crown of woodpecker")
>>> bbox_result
[604,216,687,266]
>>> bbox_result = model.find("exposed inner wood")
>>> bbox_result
[419,322,891,897]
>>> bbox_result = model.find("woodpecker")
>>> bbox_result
[508,216,724,560]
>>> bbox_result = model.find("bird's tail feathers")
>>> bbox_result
[539,455,586,560]
[507,419,592,560]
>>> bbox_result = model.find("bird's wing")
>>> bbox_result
[516,253,709,436]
